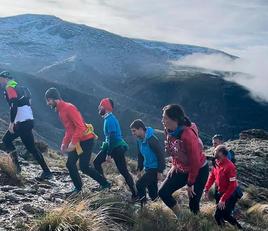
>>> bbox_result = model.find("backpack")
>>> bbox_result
[15,85,31,100]
[12,85,32,106]
[228,149,236,164]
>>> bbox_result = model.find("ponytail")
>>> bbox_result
[184,116,192,127]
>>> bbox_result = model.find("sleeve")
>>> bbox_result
[205,168,216,191]
[10,104,18,123]
[6,88,18,123]
[183,129,202,186]
[137,143,144,171]
[66,105,86,145]
[220,166,237,202]
[148,136,165,173]
[62,131,72,146]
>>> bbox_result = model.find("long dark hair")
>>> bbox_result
[162,104,191,127]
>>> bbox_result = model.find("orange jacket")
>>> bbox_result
[57,100,95,146]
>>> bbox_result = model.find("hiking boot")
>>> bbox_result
[35,171,53,181]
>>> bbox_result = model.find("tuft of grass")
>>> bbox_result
[133,203,178,231]
[239,185,268,210]
[30,196,130,231]
[245,185,268,202]
[0,151,23,185]
[133,202,236,231]
[45,150,66,168]
[246,203,268,229]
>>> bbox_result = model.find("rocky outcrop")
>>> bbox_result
[226,138,267,188]
[240,129,268,140]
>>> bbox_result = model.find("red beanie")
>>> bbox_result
[99,98,113,112]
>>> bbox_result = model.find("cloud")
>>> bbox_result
[174,46,268,102]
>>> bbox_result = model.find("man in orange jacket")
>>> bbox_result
[45,88,110,195]
[204,145,242,229]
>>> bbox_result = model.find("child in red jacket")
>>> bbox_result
[204,145,242,229]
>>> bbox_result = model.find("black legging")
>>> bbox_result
[66,139,109,190]
[93,145,136,196]
[214,190,242,228]
[2,120,50,172]
[136,169,158,203]
[159,163,209,214]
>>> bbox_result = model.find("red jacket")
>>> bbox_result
[57,100,95,146]
[166,125,206,186]
[205,157,238,202]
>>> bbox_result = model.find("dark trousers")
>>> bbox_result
[159,163,209,214]
[2,120,50,172]
[214,190,241,227]
[136,169,158,203]
[66,139,108,190]
[93,145,136,196]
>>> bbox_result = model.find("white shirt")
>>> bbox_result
[14,105,34,123]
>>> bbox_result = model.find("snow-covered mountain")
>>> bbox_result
[0,14,167,80]
[132,39,237,60]
[0,14,232,83]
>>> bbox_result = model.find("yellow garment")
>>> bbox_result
[75,124,98,155]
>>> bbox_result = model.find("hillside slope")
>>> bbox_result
[0,128,267,230]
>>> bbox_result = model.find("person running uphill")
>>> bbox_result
[45,88,110,195]
[204,145,243,229]
[159,104,209,217]
[0,71,52,180]
[93,98,137,199]
[130,119,165,205]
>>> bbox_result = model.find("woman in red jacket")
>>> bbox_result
[159,104,208,216]
[204,145,242,229]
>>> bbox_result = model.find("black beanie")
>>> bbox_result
[45,87,61,100]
